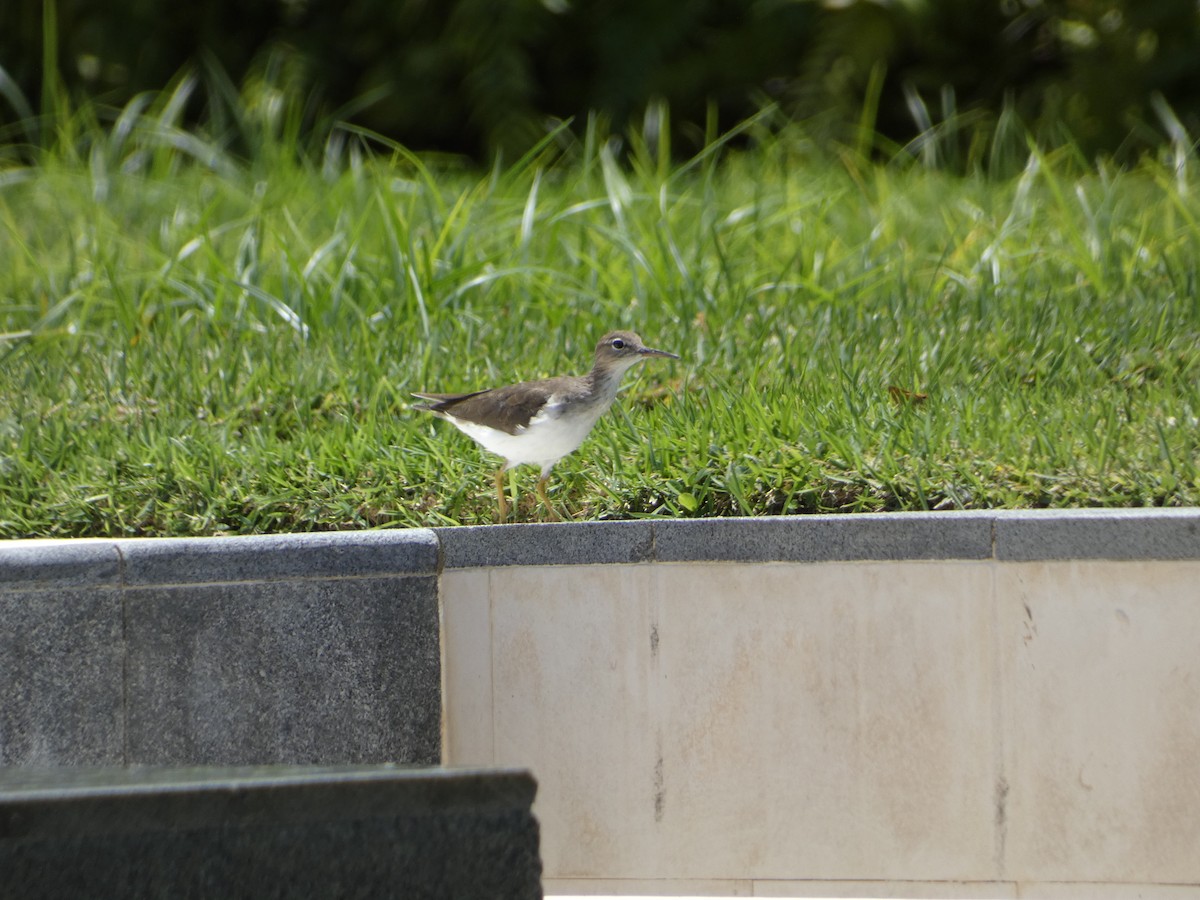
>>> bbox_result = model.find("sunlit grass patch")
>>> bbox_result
[2,97,1199,535]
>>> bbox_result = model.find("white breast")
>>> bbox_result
[446,393,612,472]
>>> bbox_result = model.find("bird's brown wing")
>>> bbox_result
[413,381,561,435]
[412,390,489,406]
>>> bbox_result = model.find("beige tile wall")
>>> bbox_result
[441,560,1200,896]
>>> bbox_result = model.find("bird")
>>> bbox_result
[414,330,679,522]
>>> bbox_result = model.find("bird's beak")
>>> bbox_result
[640,346,680,360]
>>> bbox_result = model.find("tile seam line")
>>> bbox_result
[434,529,447,574]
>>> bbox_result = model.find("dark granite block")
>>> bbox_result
[125,577,441,766]
[651,511,996,563]
[0,541,121,591]
[993,508,1200,560]
[0,589,124,766]
[118,529,439,586]
[436,520,655,568]
[0,766,542,900]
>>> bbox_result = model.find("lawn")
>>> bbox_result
[2,98,1199,536]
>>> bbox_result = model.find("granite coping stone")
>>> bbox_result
[434,520,655,568]
[4,510,1200,581]
[118,529,440,585]
[435,510,997,566]
[0,540,122,591]
[436,509,1200,565]
[648,511,997,563]
[992,507,1200,561]
[0,530,440,589]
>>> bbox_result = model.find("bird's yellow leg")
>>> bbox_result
[536,474,562,522]
[494,467,510,523]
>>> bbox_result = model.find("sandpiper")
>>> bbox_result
[414,330,679,521]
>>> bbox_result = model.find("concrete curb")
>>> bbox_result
[438,508,1200,567]
[0,530,440,590]
[4,510,1200,586]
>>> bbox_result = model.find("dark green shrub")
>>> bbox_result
[1,0,1197,161]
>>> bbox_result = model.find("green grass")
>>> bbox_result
[2,98,1200,536]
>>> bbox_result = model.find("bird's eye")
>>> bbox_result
[611,338,625,350]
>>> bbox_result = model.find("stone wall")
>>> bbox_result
[0,531,440,766]
[4,510,1200,897]
[438,510,1200,897]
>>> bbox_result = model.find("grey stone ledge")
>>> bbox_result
[992,507,1200,561]
[651,511,997,563]
[0,540,121,591]
[438,508,1200,566]
[5,510,1200,584]
[436,520,655,568]
[118,529,439,586]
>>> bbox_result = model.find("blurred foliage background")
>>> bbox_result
[1,0,1198,162]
